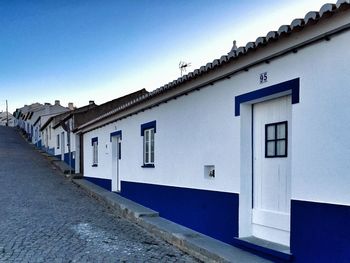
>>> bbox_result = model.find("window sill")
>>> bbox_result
[141,164,155,168]
[92,164,98,167]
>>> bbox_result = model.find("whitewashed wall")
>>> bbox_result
[53,126,76,156]
[83,20,350,204]
[46,123,55,151]
[54,126,64,156]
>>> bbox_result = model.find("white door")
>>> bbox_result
[111,136,121,192]
[61,132,65,161]
[252,95,291,246]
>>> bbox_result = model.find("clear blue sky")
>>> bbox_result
[0,0,327,112]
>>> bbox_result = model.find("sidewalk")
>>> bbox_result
[71,178,271,263]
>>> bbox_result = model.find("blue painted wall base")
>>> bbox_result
[120,181,238,245]
[85,177,111,191]
[64,152,75,170]
[35,140,42,148]
[46,147,55,156]
[80,178,350,262]
[55,152,76,169]
[291,200,350,263]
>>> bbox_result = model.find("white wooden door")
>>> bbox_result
[111,136,121,192]
[252,95,291,246]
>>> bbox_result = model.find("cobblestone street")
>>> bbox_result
[0,127,197,262]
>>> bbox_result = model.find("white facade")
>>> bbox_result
[41,117,76,161]
[30,103,68,144]
[77,4,350,261]
[83,22,350,204]
[15,103,43,131]
[14,101,68,145]
[33,111,69,147]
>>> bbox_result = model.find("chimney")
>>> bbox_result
[44,103,50,106]
[55,100,60,106]
[89,100,94,105]
[68,102,74,110]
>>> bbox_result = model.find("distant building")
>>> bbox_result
[14,101,70,144]
[13,103,43,131]
[0,112,15,127]
[40,89,148,172]
[40,101,98,169]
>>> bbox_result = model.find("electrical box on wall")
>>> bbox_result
[204,165,215,179]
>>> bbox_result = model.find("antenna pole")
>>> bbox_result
[6,100,8,126]
[179,61,191,77]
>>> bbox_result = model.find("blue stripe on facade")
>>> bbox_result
[47,147,55,156]
[120,181,238,245]
[110,130,122,141]
[64,152,75,170]
[35,140,42,148]
[91,137,98,146]
[140,120,156,136]
[291,200,350,263]
[85,177,112,191]
[235,78,300,116]
[55,152,76,169]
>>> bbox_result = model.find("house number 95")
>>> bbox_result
[260,72,267,84]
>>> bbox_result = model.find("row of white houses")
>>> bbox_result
[14,101,72,147]
[15,2,350,262]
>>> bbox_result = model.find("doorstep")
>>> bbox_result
[234,236,292,262]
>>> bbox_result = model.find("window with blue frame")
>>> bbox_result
[141,121,156,168]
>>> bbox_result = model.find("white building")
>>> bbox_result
[76,2,350,262]
[0,112,15,127]
[14,103,43,132]
[14,101,69,144]
[40,102,98,170]
[31,101,71,147]
[42,90,148,173]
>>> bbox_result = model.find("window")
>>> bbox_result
[49,125,51,139]
[91,137,98,166]
[57,134,60,149]
[141,121,156,167]
[265,121,288,158]
[144,128,155,165]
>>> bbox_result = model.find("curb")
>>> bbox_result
[72,179,271,263]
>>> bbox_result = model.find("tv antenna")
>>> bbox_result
[179,61,191,76]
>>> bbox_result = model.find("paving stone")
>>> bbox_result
[0,127,198,263]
